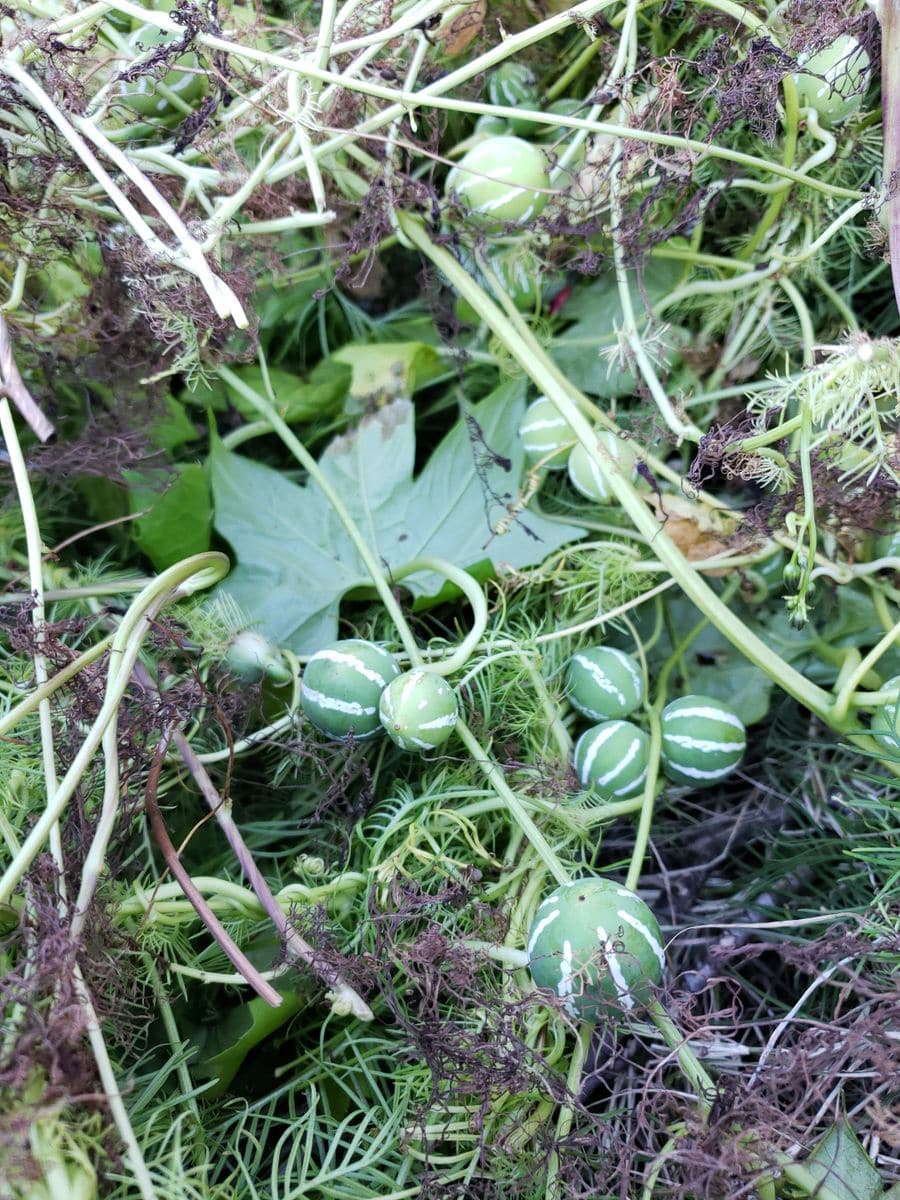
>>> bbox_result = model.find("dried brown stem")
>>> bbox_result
[143,730,283,1008]
[0,312,55,442]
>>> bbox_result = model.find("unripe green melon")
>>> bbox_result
[301,639,400,740]
[446,137,550,228]
[660,694,746,786]
[379,668,458,751]
[567,433,637,502]
[518,396,575,469]
[573,720,650,799]
[565,646,643,720]
[527,877,665,1020]
[794,36,870,127]
[486,62,539,135]
[118,24,207,119]
[871,675,900,753]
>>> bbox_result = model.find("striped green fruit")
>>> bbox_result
[573,721,650,799]
[379,668,458,751]
[486,62,539,136]
[567,432,638,502]
[301,639,400,740]
[119,24,207,120]
[871,675,900,753]
[660,694,746,786]
[794,36,870,128]
[518,396,575,470]
[225,631,291,686]
[565,646,643,720]
[527,877,665,1020]
[446,137,550,228]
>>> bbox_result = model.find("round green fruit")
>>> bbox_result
[527,877,666,1019]
[518,396,575,469]
[794,36,870,127]
[455,242,544,323]
[301,639,400,740]
[118,24,206,119]
[660,695,746,787]
[567,432,637,502]
[225,631,290,686]
[486,62,539,135]
[565,646,643,720]
[573,720,650,799]
[446,137,550,228]
[871,675,900,753]
[378,668,459,751]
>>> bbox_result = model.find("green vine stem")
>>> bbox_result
[0,552,229,907]
[395,214,898,774]
[388,557,488,676]
[882,0,900,312]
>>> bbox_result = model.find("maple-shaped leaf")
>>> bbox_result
[209,379,584,653]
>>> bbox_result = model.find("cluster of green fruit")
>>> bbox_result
[518,395,636,502]
[564,644,747,795]
[299,639,459,753]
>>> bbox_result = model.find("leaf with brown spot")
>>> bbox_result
[439,0,486,56]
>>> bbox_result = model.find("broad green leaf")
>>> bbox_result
[804,1121,883,1200]
[210,380,585,653]
[150,395,198,452]
[331,340,442,401]
[127,464,211,571]
[191,988,306,1096]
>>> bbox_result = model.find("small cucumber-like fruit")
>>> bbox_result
[446,136,550,228]
[486,62,539,135]
[518,396,575,469]
[567,432,637,502]
[527,877,665,1019]
[573,720,650,799]
[794,36,870,127]
[871,675,900,752]
[660,694,746,786]
[118,24,206,119]
[378,668,458,751]
[225,631,290,685]
[301,639,400,740]
[565,646,643,720]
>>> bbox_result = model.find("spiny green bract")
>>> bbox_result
[445,137,550,228]
[660,694,746,787]
[518,396,575,469]
[573,720,650,799]
[301,639,400,740]
[527,877,665,1020]
[567,432,637,502]
[378,668,458,751]
[565,646,643,720]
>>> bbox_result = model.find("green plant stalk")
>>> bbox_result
[624,710,662,893]
[388,557,488,676]
[832,617,900,720]
[454,719,571,887]
[0,398,65,904]
[216,366,420,665]
[739,74,800,260]
[544,1023,592,1200]
[646,998,716,1114]
[0,553,229,906]
[882,0,900,313]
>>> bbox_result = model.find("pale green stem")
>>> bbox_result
[624,709,662,893]
[454,719,571,887]
[389,557,487,676]
[0,399,65,902]
[544,1024,592,1200]
[0,554,229,906]
[832,618,900,721]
